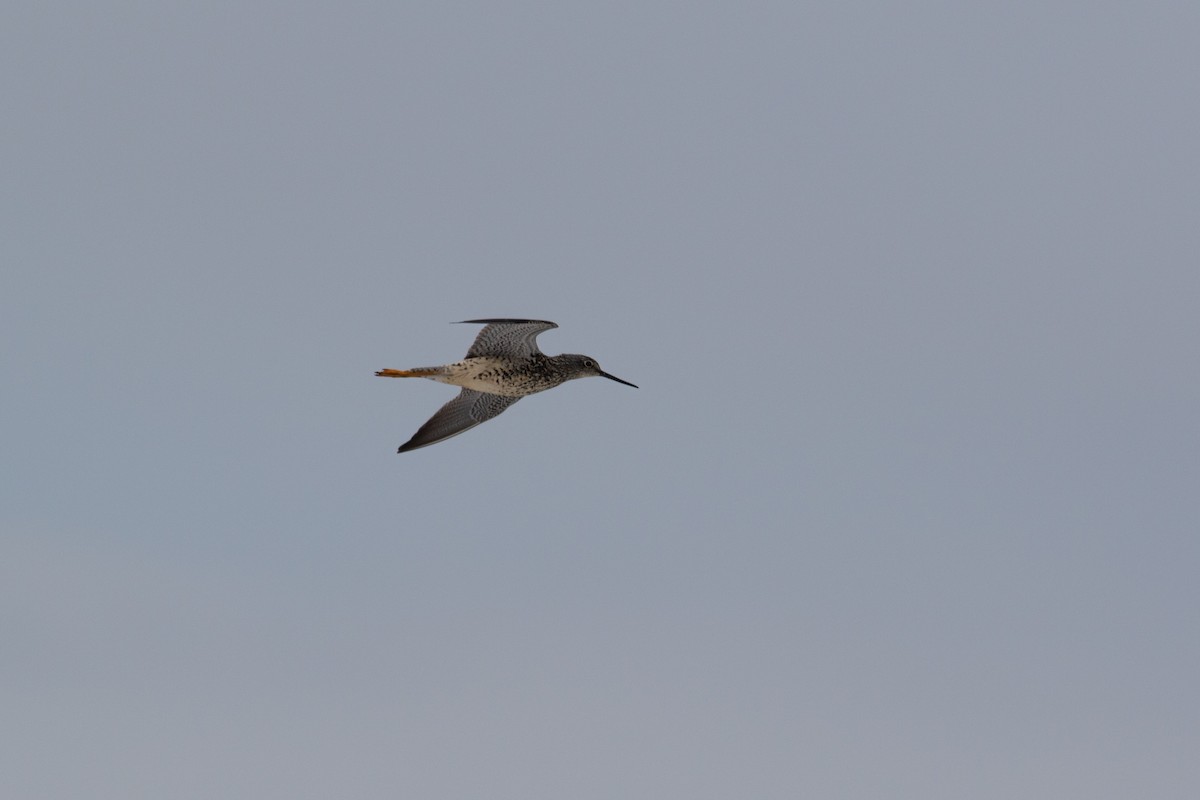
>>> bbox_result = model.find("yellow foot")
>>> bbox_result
[375,368,437,378]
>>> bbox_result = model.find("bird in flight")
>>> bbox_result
[376,319,637,452]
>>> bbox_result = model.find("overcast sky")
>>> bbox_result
[4,3,1199,798]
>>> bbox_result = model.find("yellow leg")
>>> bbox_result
[375,368,439,378]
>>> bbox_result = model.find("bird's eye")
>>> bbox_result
[583,359,596,368]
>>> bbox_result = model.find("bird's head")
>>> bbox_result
[560,354,638,388]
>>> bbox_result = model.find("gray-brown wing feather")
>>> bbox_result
[460,319,558,359]
[397,389,521,452]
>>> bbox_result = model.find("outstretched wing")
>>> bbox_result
[397,389,522,452]
[460,319,558,359]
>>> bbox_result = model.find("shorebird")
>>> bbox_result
[376,319,637,452]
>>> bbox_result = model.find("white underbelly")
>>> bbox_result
[432,358,548,397]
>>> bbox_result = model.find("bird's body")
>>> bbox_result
[376,319,636,452]
[378,353,573,397]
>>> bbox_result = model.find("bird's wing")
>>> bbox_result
[397,389,522,452]
[460,319,558,359]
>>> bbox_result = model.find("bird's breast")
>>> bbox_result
[437,357,563,397]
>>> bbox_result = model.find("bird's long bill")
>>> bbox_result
[600,370,638,388]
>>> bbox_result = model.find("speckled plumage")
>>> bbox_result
[376,319,637,452]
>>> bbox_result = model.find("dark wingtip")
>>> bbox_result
[456,318,557,326]
[397,436,428,453]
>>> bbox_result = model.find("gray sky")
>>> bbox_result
[4,3,1198,798]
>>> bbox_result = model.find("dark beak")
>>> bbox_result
[599,370,638,388]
